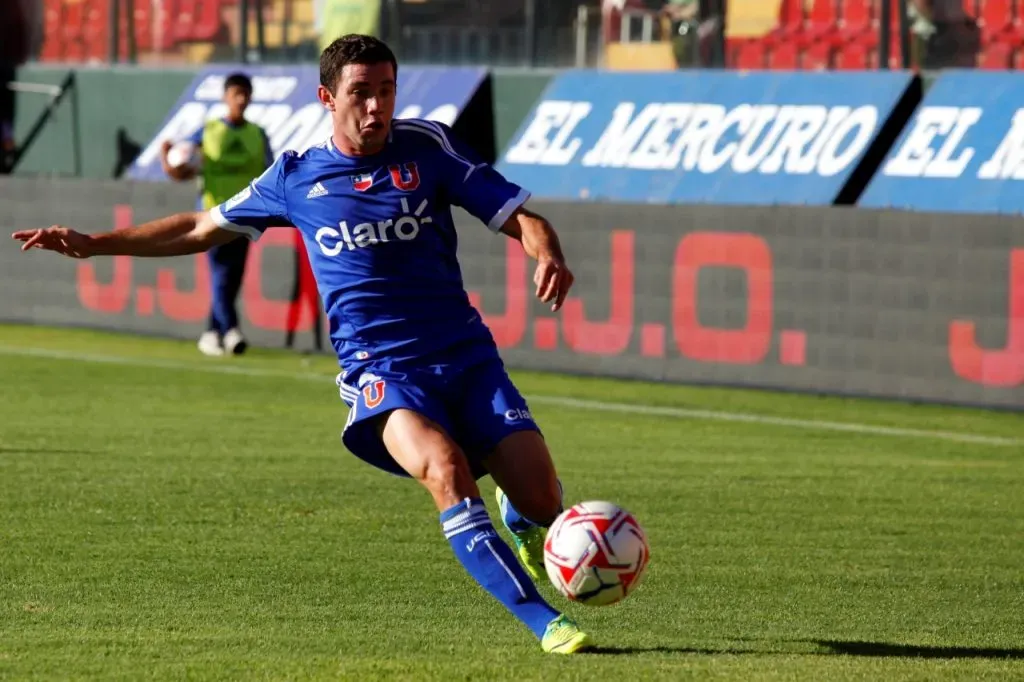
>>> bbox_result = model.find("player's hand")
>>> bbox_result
[534,257,574,312]
[160,139,173,159]
[11,226,94,259]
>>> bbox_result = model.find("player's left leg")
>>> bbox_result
[487,431,564,581]
[452,361,565,580]
[208,238,249,355]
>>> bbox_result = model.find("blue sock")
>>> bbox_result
[499,479,564,533]
[440,498,560,639]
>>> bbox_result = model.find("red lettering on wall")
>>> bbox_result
[949,249,1024,387]
[156,254,211,322]
[243,227,316,332]
[467,238,527,348]
[672,232,773,364]
[76,205,133,314]
[561,230,634,355]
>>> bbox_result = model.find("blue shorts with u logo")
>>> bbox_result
[335,351,541,479]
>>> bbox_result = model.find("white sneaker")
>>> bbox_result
[197,331,224,357]
[223,327,248,355]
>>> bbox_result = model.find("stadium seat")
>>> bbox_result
[799,0,842,47]
[173,0,227,43]
[194,0,225,40]
[762,0,805,46]
[768,41,800,69]
[803,40,834,70]
[979,42,1014,68]
[836,0,874,43]
[730,39,766,69]
[172,0,199,42]
[835,40,869,69]
[978,0,1014,40]
[40,0,65,61]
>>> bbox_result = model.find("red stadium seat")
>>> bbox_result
[730,39,767,69]
[768,41,800,69]
[40,0,66,61]
[979,0,1013,40]
[835,40,869,69]
[172,0,199,42]
[763,0,806,46]
[979,42,1014,68]
[800,0,841,46]
[193,0,226,41]
[839,0,874,34]
[802,40,834,70]
[63,0,86,40]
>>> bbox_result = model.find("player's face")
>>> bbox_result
[224,85,251,121]
[321,62,396,155]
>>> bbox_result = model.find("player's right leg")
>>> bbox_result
[212,238,249,355]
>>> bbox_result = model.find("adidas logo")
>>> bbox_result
[306,182,328,199]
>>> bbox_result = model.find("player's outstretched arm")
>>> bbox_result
[500,206,574,312]
[11,211,239,259]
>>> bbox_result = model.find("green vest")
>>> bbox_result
[200,119,269,211]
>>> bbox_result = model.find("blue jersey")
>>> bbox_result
[210,119,530,370]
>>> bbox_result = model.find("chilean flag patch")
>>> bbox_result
[352,172,374,192]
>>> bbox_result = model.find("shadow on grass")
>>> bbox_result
[588,646,738,655]
[813,640,1024,660]
[588,640,1024,660]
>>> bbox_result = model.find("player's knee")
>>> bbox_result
[413,430,477,503]
[421,449,477,506]
[516,479,562,526]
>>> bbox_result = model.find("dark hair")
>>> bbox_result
[320,34,398,93]
[224,73,253,96]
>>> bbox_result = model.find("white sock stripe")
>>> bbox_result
[443,519,492,539]
[442,511,491,532]
[484,540,528,599]
[442,509,490,533]
[441,500,487,523]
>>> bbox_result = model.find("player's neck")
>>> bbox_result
[332,133,385,158]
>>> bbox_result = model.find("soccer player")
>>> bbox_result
[11,35,592,654]
[160,72,274,357]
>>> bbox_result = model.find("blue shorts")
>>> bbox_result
[335,357,541,479]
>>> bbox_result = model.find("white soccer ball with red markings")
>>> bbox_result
[543,501,650,606]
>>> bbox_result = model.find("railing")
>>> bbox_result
[7,73,81,176]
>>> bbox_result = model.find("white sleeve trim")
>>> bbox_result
[487,188,531,233]
[210,205,263,242]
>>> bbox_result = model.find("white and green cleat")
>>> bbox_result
[494,486,548,582]
[541,614,594,654]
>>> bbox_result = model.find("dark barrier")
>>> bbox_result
[1,178,1021,410]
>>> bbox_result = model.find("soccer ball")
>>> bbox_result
[166,141,202,172]
[543,501,650,606]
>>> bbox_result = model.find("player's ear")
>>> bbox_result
[316,85,335,111]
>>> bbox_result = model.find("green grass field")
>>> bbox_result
[1,324,1022,681]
